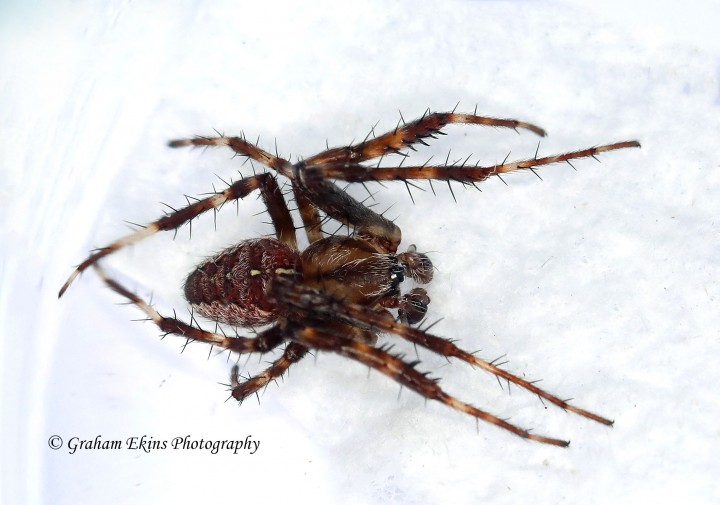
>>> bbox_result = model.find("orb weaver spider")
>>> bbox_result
[60,108,639,446]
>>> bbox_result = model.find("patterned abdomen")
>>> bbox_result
[183,238,302,326]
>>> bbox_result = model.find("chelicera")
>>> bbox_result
[59,109,639,446]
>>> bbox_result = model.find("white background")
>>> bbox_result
[2,1,719,504]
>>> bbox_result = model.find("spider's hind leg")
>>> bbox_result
[60,172,296,297]
[230,342,309,402]
[92,264,287,355]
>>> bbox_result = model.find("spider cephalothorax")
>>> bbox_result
[60,109,639,446]
[183,236,432,328]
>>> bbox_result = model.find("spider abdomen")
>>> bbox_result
[184,237,302,326]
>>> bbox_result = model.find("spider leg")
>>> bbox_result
[92,264,287,354]
[292,172,402,253]
[258,173,297,249]
[230,342,308,402]
[289,112,550,253]
[60,173,294,297]
[271,276,613,426]
[291,180,324,244]
[301,141,642,184]
[168,134,293,177]
[304,111,546,166]
[288,322,569,446]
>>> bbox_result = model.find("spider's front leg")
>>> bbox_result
[307,141,641,184]
[284,318,569,446]
[273,276,614,428]
[303,110,546,166]
[291,109,543,252]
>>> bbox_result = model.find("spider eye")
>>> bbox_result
[389,265,405,286]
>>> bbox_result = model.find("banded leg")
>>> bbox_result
[271,276,613,426]
[291,180,324,244]
[93,264,286,354]
[169,134,293,177]
[304,110,547,166]
[291,111,550,253]
[291,323,569,446]
[60,173,292,297]
[301,141,642,184]
[230,342,309,402]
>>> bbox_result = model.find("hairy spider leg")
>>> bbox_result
[168,134,293,178]
[271,276,612,428]
[287,111,549,252]
[168,129,402,253]
[93,264,286,354]
[293,170,402,253]
[94,254,313,403]
[303,111,546,166]
[276,280,613,426]
[94,262,315,405]
[166,110,548,253]
[83,170,314,400]
[230,342,309,402]
[291,180,323,244]
[302,141,642,184]
[60,173,294,297]
[284,319,569,446]
[63,111,637,445]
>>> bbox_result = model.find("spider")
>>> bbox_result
[59,109,639,446]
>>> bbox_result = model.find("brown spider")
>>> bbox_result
[59,109,639,446]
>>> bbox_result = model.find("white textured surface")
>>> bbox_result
[2,1,719,504]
